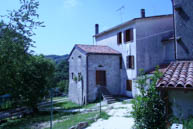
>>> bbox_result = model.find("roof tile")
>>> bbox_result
[76,44,121,55]
[157,61,193,89]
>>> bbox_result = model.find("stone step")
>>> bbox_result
[107,100,116,104]
[99,86,117,104]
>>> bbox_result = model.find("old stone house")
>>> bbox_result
[68,45,121,104]
[68,9,176,105]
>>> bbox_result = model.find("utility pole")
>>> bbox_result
[50,88,53,129]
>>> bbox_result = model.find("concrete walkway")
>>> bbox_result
[86,101,134,129]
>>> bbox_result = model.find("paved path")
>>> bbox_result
[86,102,134,129]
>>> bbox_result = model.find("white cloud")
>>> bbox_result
[64,0,78,8]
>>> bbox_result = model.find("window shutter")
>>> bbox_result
[72,73,74,79]
[127,56,134,69]
[96,71,100,85]
[131,56,134,69]
[117,32,122,45]
[117,33,119,44]
[124,30,127,42]
[130,29,133,41]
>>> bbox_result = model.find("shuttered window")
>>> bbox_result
[126,80,132,91]
[72,73,74,79]
[96,71,106,86]
[127,56,134,69]
[124,28,133,43]
[117,32,122,45]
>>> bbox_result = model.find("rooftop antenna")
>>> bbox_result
[116,6,125,23]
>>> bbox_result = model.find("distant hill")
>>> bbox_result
[45,54,69,64]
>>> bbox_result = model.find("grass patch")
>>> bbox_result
[0,100,97,129]
[183,119,193,129]
[0,111,77,129]
[49,112,98,129]
[122,100,130,104]
[42,99,96,110]
[52,96,67,100]
[52,101,81,110]
[99,111,110,120]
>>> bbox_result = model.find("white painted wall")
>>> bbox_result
[136,16,174,74]
[95,16,174,98]
[96,24,137,97]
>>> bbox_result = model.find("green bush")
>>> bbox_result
[57,80,69,94]
[131,68,167,129]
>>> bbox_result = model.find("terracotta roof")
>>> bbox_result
[157,61,193,89]
[76,44,121,55]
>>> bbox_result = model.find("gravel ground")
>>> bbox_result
[86,101,134,129]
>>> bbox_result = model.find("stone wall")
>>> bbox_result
[68,48,87,105]
[168,90,193,119]
[87,54,121,102]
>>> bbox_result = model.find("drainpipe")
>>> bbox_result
[172,0,177,60]
[86,54,89,104]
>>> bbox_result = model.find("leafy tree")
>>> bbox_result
[20,55,55,111]
[0,0,55,111]
[54,60,69,94]
[131,68,167,129]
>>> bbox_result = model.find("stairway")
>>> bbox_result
[99,86,116,104]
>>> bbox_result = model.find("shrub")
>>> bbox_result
[57,80,69,94]
[131,68,167,129]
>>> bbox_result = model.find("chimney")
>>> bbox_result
[141,9,145,18]
[95,24,99,35]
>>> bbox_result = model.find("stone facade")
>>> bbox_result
[87,54,121,102]
[68,48,87,105]
[169,90,193,119]
[68,45,121,104]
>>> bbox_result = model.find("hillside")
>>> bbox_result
[45,54,69,64]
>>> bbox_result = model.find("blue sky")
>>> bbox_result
[0,0,172,55]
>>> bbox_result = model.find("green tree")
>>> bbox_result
[54,60,69,94]
[20,55,55,111]
[0,0,55,111]
[131,68,167,129]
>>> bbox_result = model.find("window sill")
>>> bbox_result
[124,41,134,44]
[127,68,135,70]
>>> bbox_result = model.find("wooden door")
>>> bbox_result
[96,70,106,86]
[126,80,132,91]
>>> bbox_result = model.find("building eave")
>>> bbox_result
[94,14,173,38]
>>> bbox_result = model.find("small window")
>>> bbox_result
[120,56,122,69]
[117,32,122,45]
[78,55,81,58]
[78,73,81,78]
[124,28,133,42]
[71,73,74,79]
[126,80,132,91]
[127,56,134,69]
